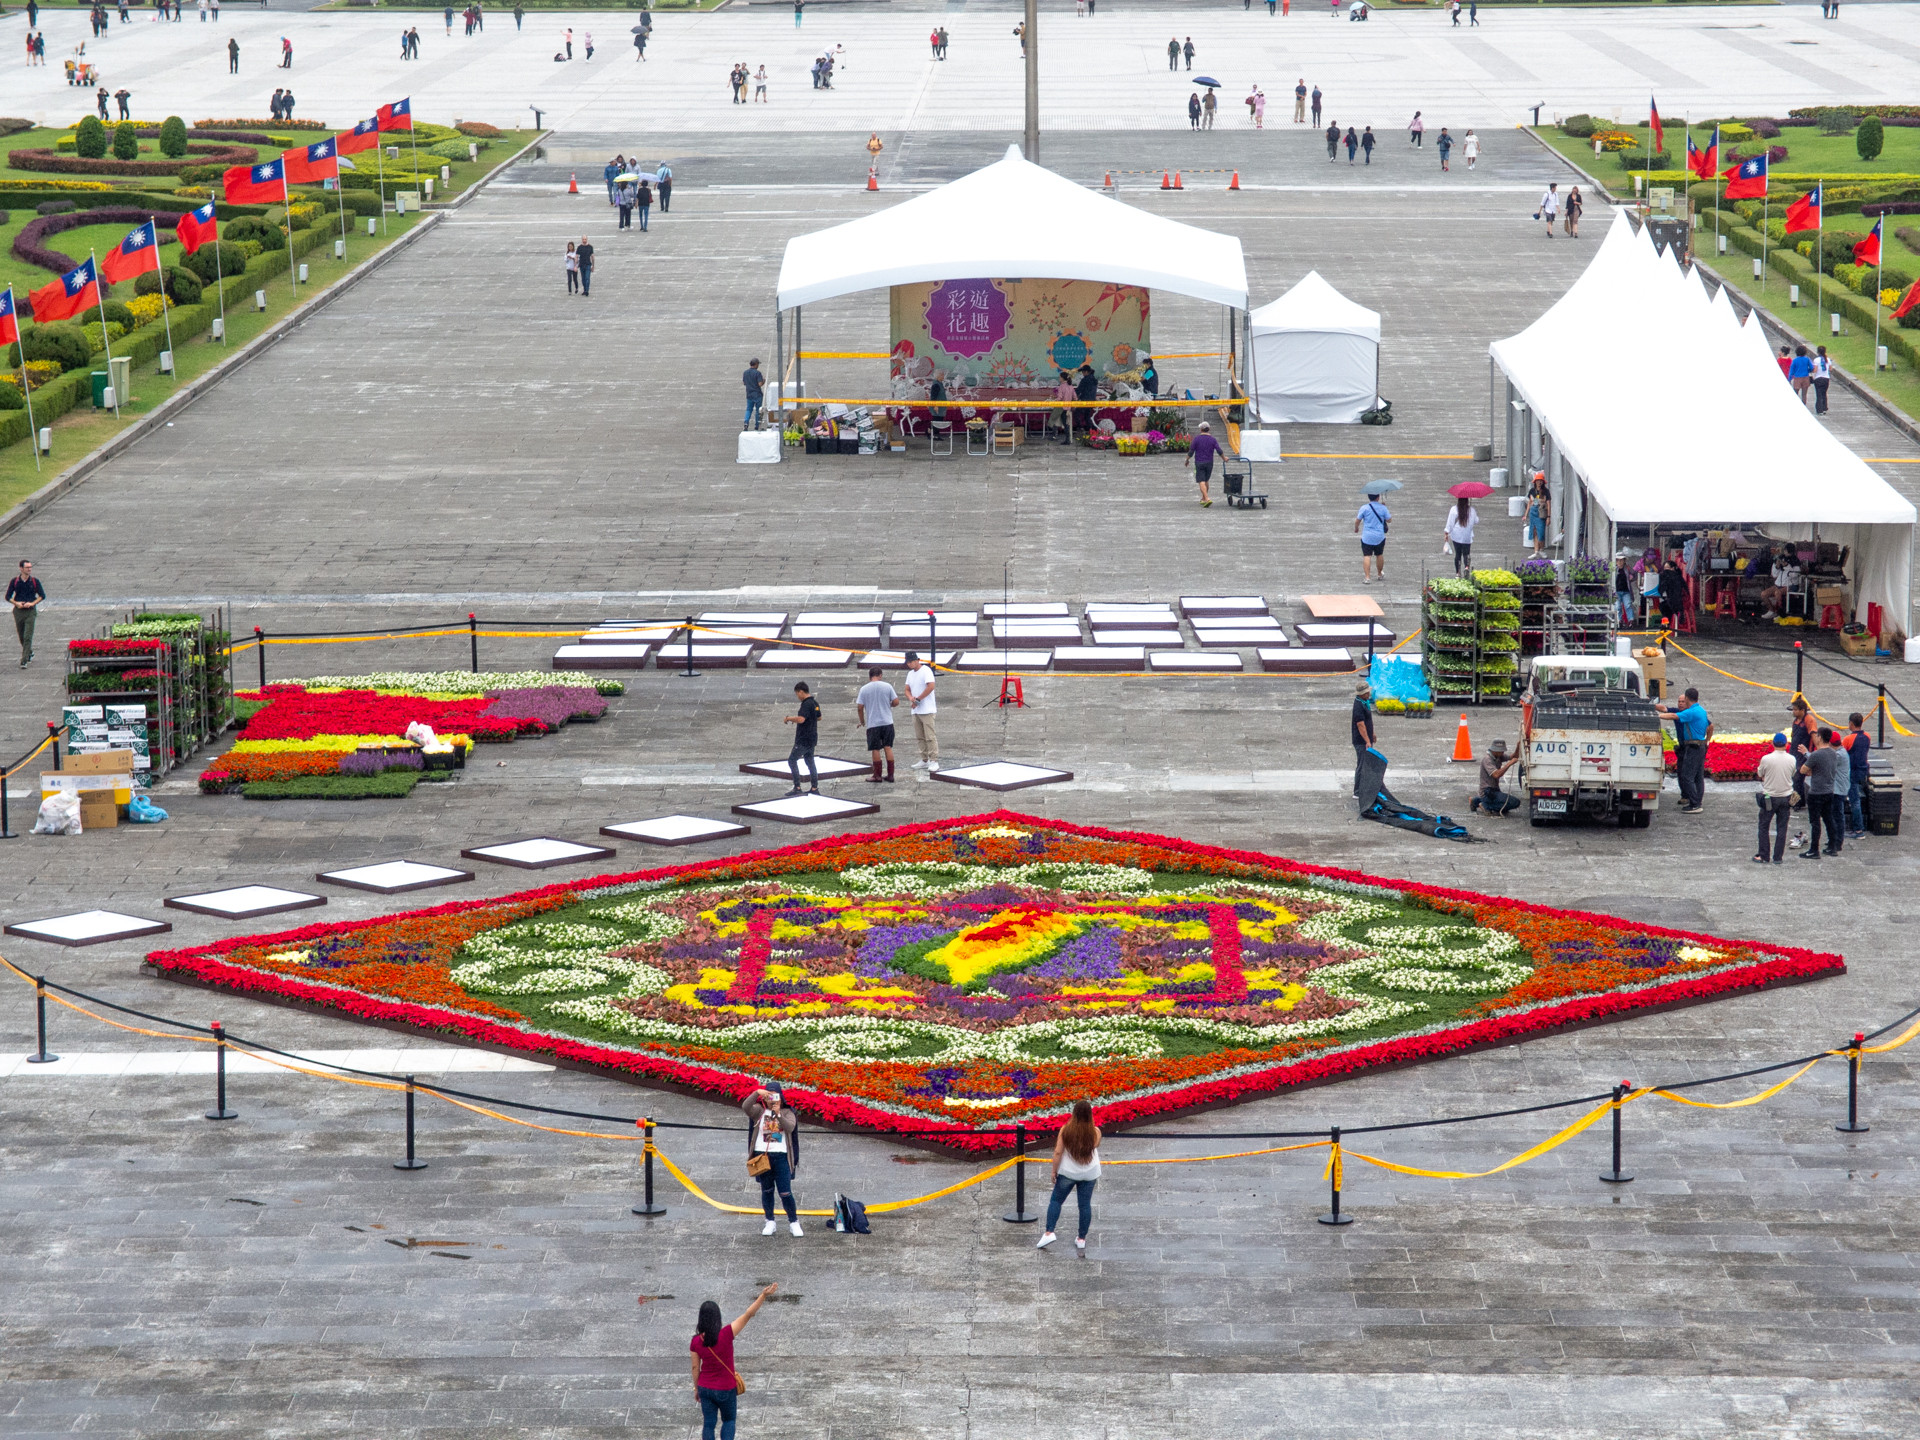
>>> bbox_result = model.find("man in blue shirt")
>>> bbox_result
[1844,711,1872,836]
[1354,495,1390,582]
[1660,685,1713,814]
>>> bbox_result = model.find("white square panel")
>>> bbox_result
[732,792,881,824]
[889,611,977,625]
[756,648,854,668]
[1148,651,1243,671]
[1296,622,1397,645]
[163,885,327,920]
[1095,629,1183,646]
[3,910,172,947]
[740,755,871,781]
[858,651,958,669]
[1179,595,1271,617]
[991,621,1083,643]
[1084,601,1174,614]
[601,814,752,846]
[931,761,1074,792]
[954,650,1053,671]
[1192,614,1281,630]
[460,838,619,870]
[982,602,1068,617]
[795,611,883,625]
[318,861,476,895]
[1087,613,1179,630]
[653,644,754,668]
[698,611,788,626]
[699,624,787,644]
[1260,647,1355,673]
[791,626,882,643]
[1053,646,1143,671]
[554,643,655,669]
[1184,630,1285,647]
[579,626,677,645]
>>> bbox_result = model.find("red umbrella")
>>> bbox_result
[1448,480,1494,499]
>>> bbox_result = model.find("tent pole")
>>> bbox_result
[1488,357,1496,462]
[794,307,803,398]
[1023,0,1039,163]
[775,306,785,428]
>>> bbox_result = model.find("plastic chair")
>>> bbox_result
[928,420,953,458]
[966,421,990,456]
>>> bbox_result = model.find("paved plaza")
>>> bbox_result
[4,23,1920,1436]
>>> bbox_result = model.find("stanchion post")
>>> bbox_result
[677,615,700,679]
[1794,640,1803,701]
[254,627,266,689]
[205,1021,237,1120]
[469,613,479,674]
[632,1118,668,1216]
[1837,1033,1870,1134]
[47,720,60,771]
[26,976,58,1063]
[1318,1126,1354,1225]
[1877,685,1887,749]
[1599,1081,1633,1183]
[1002,1123,1037,1223]
[394,1075,429,1169]
[1,751,13,841]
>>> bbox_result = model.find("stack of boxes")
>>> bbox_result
[41,750,137,830]
[63,703,152,784]
[1868,755,1903,836]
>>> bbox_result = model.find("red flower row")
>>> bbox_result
[68,638,173,657]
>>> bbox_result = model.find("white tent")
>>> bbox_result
[775,146,1248,310]
[1247,272,1381,424]
[1490,211,1916,641]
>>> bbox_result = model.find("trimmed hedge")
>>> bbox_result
[6,143,256,178]
[1716,218,1920,362]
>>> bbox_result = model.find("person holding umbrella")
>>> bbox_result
[1444,480,1492,576]
[1195,78,1222,129]
[1354,479,1398,583]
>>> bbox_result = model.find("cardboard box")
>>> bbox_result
[78,795,119,830]
[64,751,136,776]
[62,705,105,726]
[104,703,147,726]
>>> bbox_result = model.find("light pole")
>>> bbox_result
[1024,0,1039,162]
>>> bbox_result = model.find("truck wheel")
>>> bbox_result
[1631,810,1653,828]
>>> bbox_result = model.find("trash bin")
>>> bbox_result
[90,370,110,408]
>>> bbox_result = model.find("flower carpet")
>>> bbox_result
[146,815,1844,1146]
[198,671,620,795]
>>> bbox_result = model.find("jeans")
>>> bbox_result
[567,268,578,293]
[1044,1175,1095,1239]
[1452,542,1471,575]
[659,184,671,212]
[786,741,816,787]
[697,1386,738,1440]
[13,606,34,661]
[1847,775,1866,832]
[637,204,650,231]
[757,1150,796,1221]
[745,396,763,430]
[616,204,630,229]
[1676,741,1706,810]
[1757,794,1790,861]
[579,267,591,295]
[1475,786,1519,815]
[1807,793,1844,854]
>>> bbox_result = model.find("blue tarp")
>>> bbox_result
[1369,654,1431,705]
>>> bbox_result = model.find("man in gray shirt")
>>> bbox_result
[854,665,897,783]
[1799,725,1848,860]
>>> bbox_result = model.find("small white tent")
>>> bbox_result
[1248,272,1381,424]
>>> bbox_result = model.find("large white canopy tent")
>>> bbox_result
[1247,272,1382,424]
[1490,211,1916,642]
[773,145,1250,410]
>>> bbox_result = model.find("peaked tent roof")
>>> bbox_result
[1248,271,1380,340]
[775,145,1250,310]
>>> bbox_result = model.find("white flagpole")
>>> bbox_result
[282,171,297,298]
[88,250,119,418]
[1875,221,1884,368]
[147,218,176,377]
[7,285,40,473]
[210,209,227,345]
[331,149,346,260]
[405,106,421,207]
[377,127,389,235]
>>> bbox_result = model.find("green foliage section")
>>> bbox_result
[242,772,427,800]
[158,117,189,160]
[73,116,106,160]
[111,123,139,163]
[1859,117,1886,163]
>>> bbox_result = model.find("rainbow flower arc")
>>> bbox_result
[146,814,1844,1145]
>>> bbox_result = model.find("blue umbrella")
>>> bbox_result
[1194,75,1223,88]
[1361,479,1402,495]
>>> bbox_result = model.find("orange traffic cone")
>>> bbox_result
[1228,170,1241,191]
[1103,170,1114,188]
[1160,171,1171,190]
[1173,171,1184,189]
[1452,714,1475,763]
[567,171,579,194]
[867,167,879,192]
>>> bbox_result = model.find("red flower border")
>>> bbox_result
[146,810,1846,1150]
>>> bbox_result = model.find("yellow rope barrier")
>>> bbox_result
[1,732,58,781]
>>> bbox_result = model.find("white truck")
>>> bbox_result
[1519,656,1667,828]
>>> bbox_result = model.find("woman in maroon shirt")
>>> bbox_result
[687,1284,778,1440]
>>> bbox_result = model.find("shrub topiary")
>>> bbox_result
[427,139,472,162]
[1859,116,1885,162]
[222,214,279,246]
[180,240,239,284]
[176,164,225,185]
[158,116,189,159]
[1559,114,1596,138]
[74,115,108,159]
[34,198,77,216]
[100,299,136,328]
[134,266,203,305]
[111,122,140,162]
[0,385,24,412]
[19,325,91,372]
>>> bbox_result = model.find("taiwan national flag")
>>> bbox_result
[100,220,161,284]
[1893,280,1920,321]
[224,157,287,204]
[1686,129,1719,181]
[177,202,218,256]
[283,137,338,184]
[27,257,99,324]
[1723,154,1768,200]
[337,116,380,156]
[1784,184,1822,236]
[0,288,18,350]
[376,97,412,132]
[1649,98,1664,157]
[1855,217,1883,268]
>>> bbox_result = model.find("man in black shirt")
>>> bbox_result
[1351,679,1375,797]
[1073,363,1098,404]
[783,682,821,794]
[742,359,764,430]
[576,236,594,296]
[7,559,44,666]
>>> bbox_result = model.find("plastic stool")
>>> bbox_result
[928,421,953,457]
[1820,603,1845,631]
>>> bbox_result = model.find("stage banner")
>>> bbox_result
[889,278,1152,392]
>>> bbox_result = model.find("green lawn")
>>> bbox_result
[1532,122,1920,182]
[0,219,189,298]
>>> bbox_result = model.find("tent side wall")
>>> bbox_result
[1250,330,1378,424]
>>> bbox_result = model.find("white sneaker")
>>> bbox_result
[761,1219,778,1236]
[1035,1231,1056,1249]
[1074,1238,1086,1253]
[912,759,929,769]
[789,1221,804,1237]
[927,762,939,773]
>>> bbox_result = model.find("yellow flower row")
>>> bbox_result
[229,732,473,754]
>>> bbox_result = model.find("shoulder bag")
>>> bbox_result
[701,1338,749,1396]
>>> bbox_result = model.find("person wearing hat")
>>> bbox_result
[1351,680,1376,798]
[743,1081,803,1236]
[1755,732,1796,863]
[1469,737,1521,815]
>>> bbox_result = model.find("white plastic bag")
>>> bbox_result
[405,721,439,748]
[31,791,82,836]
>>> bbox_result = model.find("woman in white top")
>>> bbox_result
[1811,345,1831,414]
[1036,1099,1102,1254]
[1444,496,1479,576]
[1462,129,1479,169]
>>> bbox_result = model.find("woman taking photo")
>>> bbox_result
[1036,1099,1102,1254]
[686,1284,778,1440]
[743,1081,802,1237]
[1524,472,1551,557]
[1444,495,1479,576]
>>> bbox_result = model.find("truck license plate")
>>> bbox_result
[1534,799,1568,814]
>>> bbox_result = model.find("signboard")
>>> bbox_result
[889,278,1152,392]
